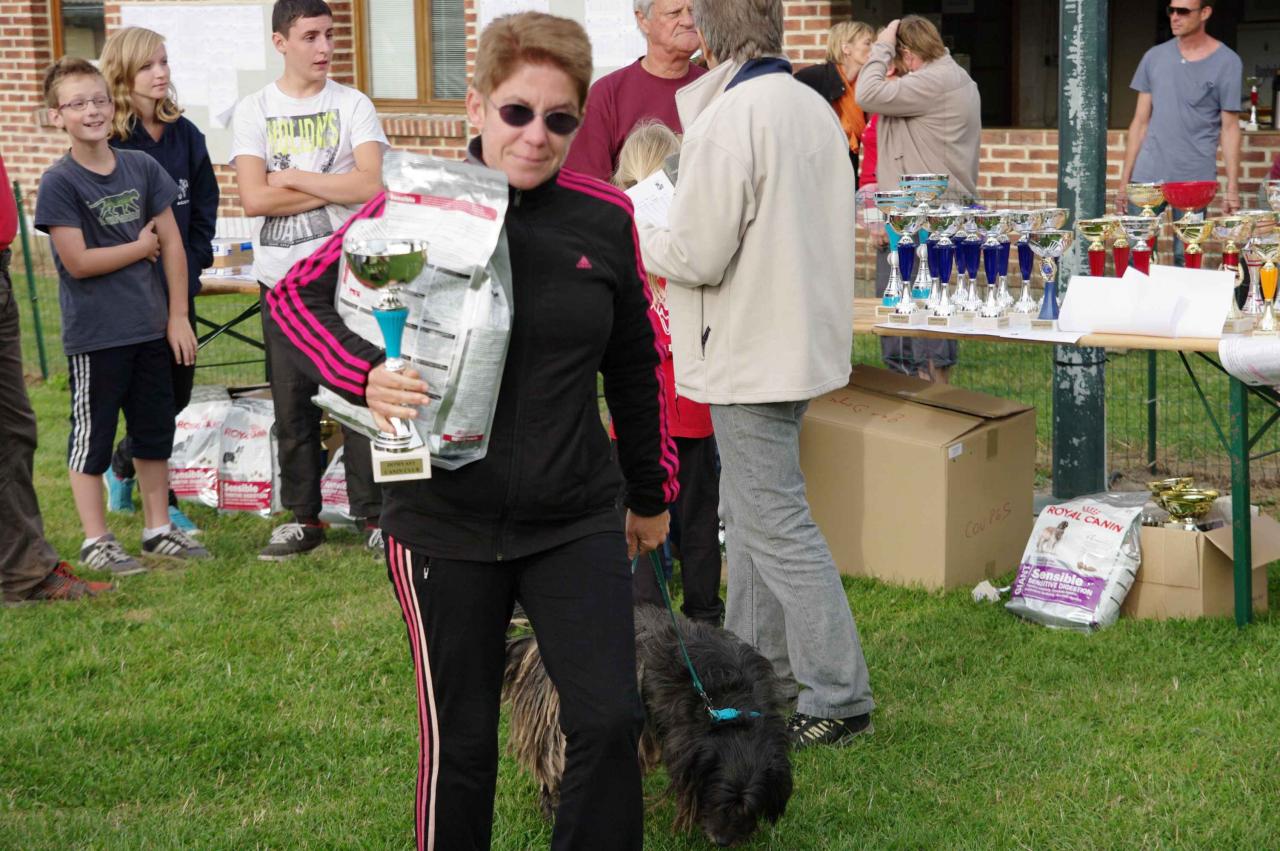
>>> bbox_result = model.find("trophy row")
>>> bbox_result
[874,173,1074,331]
[873,176,1280,336]
[1075,179,1280,336]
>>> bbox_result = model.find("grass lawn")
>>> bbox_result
[5,380,1280,849]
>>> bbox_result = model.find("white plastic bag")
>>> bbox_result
[318,446,356,528]
[1006,496,1143,632]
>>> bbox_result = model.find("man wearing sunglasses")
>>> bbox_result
[1117,0,1242,216]
[563,0,705,181]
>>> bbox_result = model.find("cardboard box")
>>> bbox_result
[210,238,253,269]
[1122,517,1280,620]
[800,366,1036,590]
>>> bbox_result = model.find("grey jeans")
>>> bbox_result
[710,401,874,719]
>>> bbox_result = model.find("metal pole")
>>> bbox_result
[1228,377,1252,627]
[1052,0,1109,498]
[1146,350,1157,472]
[12,181,48,380]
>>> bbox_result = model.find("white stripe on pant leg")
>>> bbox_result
[75,353,92,472]
[69,354,92,473]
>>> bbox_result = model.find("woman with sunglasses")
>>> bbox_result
[264,12,675,850]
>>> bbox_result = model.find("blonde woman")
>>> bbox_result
[613,121,723,626]
[100,26,218,533]
[795,20,874,180]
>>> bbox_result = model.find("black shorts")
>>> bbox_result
[67,338,176,475]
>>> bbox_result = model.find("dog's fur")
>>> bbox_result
[503,605,793,847]
[1035,520,1069,553]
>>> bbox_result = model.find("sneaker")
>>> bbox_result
[104,470,136,513]
[80,534,147,577]
[258,522,325,561]
[787,712,873,751]
[142,527,211,561]
[14,562,114,604]
[365,526,384,552]
[168,504,202,536]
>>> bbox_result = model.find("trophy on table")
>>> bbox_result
[1239,210,1278,317]
[1163,180,1218,269]
[1029,228,1074,326]
[899,173,949,302]
[342,219,433,482]
[951,210,977,310]
[1246,77,1260,132]
[873,189,916,313]
[1076,218,1116,276]
[1243,227,1280,335]
[1212,215,1256,333]
[1006,209,1039,316]
[1115,215,1160,275]
[926,208,962,318]
[886,207,926,314]
[924,207,965,322]
[971,210,1011,329]
[1127,182,1165,218]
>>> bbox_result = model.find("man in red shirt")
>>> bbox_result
[0,152,112,603]
[563,0,706,180]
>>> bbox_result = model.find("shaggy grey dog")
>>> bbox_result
[503,605,793,847]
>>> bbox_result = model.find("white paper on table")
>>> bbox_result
[1058,273,1184,337]
[1145,264,1236,338]
[1000,327,1086,344]
[625,170,676,228]
[1218,336,1280,387]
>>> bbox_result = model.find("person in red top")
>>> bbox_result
[613,121,722,624]
[563,0,706,181]
[0,151,113,602]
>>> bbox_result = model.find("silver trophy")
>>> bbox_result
[342,219,433,481]
[874,190,915,308]
[972,210,1010,317]
[1029,228,1075,324]
[925,208,964,315]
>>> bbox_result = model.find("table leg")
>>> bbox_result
[1229,376,1252,627]
[1147,350,1158,473]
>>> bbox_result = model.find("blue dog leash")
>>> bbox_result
[633,551,761,725]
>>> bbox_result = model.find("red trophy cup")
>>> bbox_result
[1163,180,1218,269]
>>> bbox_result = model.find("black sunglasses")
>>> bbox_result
[487,99,580,136]
[1167,4,1200,15]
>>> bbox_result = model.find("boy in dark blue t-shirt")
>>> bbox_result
[35,57,211,576]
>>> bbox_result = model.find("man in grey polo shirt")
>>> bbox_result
[1117,0,1242,215]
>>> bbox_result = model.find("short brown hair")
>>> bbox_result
[897,15,946,64]
[472,12,593,109]
[272,0,332,36]
[693,0,783,63]
[42,56,105,110]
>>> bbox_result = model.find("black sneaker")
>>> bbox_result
[258,522,326,561]
[142,527,211,561]
[80,534,147,577]
[787,712,873,751]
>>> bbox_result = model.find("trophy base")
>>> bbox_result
[972,314,1010,332]
[887,311,929,327]
[1030,318,1057,331]
[875,304,899,319]
[372,444,433,483]
[1007,313,1033,330]
[927,313,972,329]
[1223,316,1255,335]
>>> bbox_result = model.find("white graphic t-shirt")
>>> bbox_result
[230,79,388,286]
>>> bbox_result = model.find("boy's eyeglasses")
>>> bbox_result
[486,98,580,136]
[1167,5,1199,16]
[57,95,112,112]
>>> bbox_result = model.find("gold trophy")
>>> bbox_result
[1076,218,1115,277]
[1126,182,1165,218]
[1240,210,1278,316]
[1170,218,1214,269]
[1115,215,1160,276]
[1160,489,1220,532]
[342,219,433,482]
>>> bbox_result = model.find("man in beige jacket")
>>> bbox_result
[856,15,981,383]
[638,0,874,751]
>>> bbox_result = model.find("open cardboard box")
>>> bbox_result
[1123,517,1280,620]
[800,366,1036,590]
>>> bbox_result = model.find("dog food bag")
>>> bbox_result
[322,151,513,471]
[318,446,356,528]
[1006,496,1143,632]
[170,386,232,507]
[217,397,281,517]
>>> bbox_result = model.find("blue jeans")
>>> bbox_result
[710,401,875,719]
